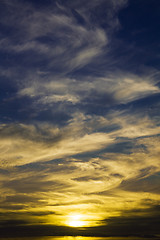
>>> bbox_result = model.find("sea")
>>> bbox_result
[0,236,158,240]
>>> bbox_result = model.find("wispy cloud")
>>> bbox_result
[0,0,160,236]
[0,120,115,167]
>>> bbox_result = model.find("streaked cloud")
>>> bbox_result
[0,0,160,237]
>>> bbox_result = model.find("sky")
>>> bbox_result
[0,0,160,238]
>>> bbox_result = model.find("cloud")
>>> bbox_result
[1,0,159,130]
[0,129,160,230]
[118,173,160,194]
[1,205,160,237]
[0,0,108,74]
[109,110,160,138]
[97,205,160,237]
[1,0,160,236]
[16,72,160,126]
[3,176,70,194]
[0,121,115,167]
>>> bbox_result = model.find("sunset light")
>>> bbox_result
[67,214,86,227]
[0,0,160,239]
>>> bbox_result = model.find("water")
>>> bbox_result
[0,236,157,240]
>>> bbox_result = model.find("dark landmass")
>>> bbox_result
[0,223,159,238]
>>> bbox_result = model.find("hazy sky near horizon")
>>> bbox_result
[0,0,160,237]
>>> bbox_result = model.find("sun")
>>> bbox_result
[67,214,85,227]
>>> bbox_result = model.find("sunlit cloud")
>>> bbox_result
[0,0,160,238]
[0,120,115,167]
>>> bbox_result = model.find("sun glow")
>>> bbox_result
[67,214,85,227]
